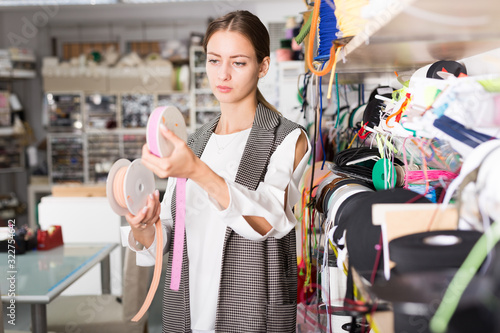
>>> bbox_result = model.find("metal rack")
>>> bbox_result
[45,90,190,184]
[189,46,219,131]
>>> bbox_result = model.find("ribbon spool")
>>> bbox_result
[389,230,482,274]
[316,172,373,215]
[332,188,432,281]
[326,181,373,226]
[106,105,189,322]
[146,104,188,291]
[146,105,188,158]
[348,104,366,129]
[106,159,155,216]
[106,158,159,323]
[426,60,467,79]
[144,104,188,315]
[372,161,458,191]
[372,158,396,191]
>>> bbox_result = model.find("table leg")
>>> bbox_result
[101,255,111,294]
[31,304,47,333]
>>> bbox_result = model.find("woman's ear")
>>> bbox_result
[258,56,270,78]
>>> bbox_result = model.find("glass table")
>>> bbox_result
[0,243,118,333]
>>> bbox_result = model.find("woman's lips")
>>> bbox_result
[216,85,232,93]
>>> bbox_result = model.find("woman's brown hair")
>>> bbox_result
[203,10,279,114]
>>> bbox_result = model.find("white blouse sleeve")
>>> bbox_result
[119,177,175,266]
[207,128,311,241]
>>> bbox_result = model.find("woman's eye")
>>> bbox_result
[234,62,246,67]
[207,59,219,64]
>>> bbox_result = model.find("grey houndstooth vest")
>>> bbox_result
[162,103,301,333]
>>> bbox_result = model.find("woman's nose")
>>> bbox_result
[218,63,231,81]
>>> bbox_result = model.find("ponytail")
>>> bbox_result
[256,88,281,115]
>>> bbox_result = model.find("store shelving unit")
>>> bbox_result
[190,46,219,131]
[0,78,31,173]
[335,0,500,75]
[48,134,85,183]
[309,2,500,332]
[0,133,24,173]
[84,93,118,130]
[45,90,189,184]
[87,133,120,183]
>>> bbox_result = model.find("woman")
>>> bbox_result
[122,10,311,333]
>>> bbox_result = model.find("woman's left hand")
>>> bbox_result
[141,125,199,179]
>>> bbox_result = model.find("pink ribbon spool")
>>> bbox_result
[146,105,188,293]
[146,106,188,158]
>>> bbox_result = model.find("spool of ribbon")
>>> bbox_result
[146,106,188,158]
[332,188,432,281]
[106,158,159,322]
[106,104,188,322]
[145,105,188,299]
[372,158,397,191]
[389,230,482,274]
[107,159,156,217]
[316,172,373,215]
[371,160,458,191]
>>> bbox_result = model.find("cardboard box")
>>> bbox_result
[42,67,108,92]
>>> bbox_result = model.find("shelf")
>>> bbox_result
[193,67,206,73]
[195,107,220,112]
[0,71,37,79]
[0,127,15,136]
[0,167,24,174]
[194,88,213,94]
[11,70,36,79]
[336,0,500,74]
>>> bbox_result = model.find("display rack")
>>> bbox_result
[45,90,189,184]
[87,133,120,183]
[46,92,83,131]
[0,134,24,173]
[0,80,29,173]
[0,48,36,79]
[48,134,85,183]
[84,93,118,130]
[190,46,219,131]
[335,0,500,74]
[304,2,500,332]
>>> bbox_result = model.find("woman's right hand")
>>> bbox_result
[125,189,160,248]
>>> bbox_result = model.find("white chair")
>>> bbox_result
[46,247,150,333]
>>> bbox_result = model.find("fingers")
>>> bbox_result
[160,124,184,147]
[142,144,160,167]
[143,192,159,223]
[125,209,147,229]
[125,189,161,231]
[141,144,167,178]
[142,157,168,179]
[142,126,192,179]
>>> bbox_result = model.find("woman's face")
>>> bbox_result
[205,30,268,106]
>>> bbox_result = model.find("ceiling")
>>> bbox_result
[0,0,242,7]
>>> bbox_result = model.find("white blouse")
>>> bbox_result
[121,127,311,332]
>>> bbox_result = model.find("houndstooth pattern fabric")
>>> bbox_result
[162,104,302,332]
